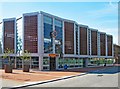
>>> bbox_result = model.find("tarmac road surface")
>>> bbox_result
[29,66,119,87]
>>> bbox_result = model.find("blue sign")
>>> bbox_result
[64,64,68,69]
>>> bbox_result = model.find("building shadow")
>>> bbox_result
[55,66,120,74]
[88,66,120,74]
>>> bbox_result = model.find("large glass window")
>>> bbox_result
[44,16,52,25]
[55,19,62,27]
[43,57,49,70]
[44,15,53,53]
[55,19,63,54]
[58,58,83,69]
[31,57,39,69]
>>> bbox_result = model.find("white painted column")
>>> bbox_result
[38,13,43,71]
[14,19,17,54]
[22,15,24,52]
[87,28,89,55]
[62,21,65,54]
[14,19,17,68]
[106,34,108,57]
[74,23,76,55]
[89,29,91,56]
[53,18,55,54]
[38,13,41,55]
[56,56,59,70]
[97,32,101,57]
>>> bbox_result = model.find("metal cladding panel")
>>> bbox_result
[80,27,87,55]
[24,15,38,53]
[91,30,98,55]
[64,21,74,54]
[3,20,15,52]
[100,33,106,56]
[107,35,112,56]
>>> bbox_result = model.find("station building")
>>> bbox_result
[1,11,114,70]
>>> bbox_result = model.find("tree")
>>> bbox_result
[3,48,13,73]
[20,50,31,72]
[3,48,13,64]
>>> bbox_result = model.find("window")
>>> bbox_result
[43,15,53,53]
[55,19,63,54]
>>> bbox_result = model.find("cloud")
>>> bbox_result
[87,2,117,19]
[109,2,118,9]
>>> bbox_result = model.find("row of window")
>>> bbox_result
[44,15,62,27]
[43,15,63,54]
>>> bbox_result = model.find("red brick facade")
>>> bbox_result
[100,33,106,56]
[91,30,98,55]
[24,15,38,53]
[80,27,87,55]
[64,22,74,54]
[3,20,15,52]
[107,35,112,56]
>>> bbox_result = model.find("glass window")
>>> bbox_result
[43,15,52,25]
[55,19,62,27]
[43,57,49,65]
[55,19,63,54]
[43,15,53,53]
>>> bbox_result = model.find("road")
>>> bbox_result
[29,66,119,87]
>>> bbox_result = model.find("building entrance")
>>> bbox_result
[50,57,56,71]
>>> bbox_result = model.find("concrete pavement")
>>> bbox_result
[29,73,118,87]
[27,66,120,87]
[1,79,26,88]
[1,66,119,88]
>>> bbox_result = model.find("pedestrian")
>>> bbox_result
[104,63,106,66]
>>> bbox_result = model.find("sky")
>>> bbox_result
[0,2,118,44]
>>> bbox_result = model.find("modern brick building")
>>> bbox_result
[1,11,114,71]
[2,18,17,53]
